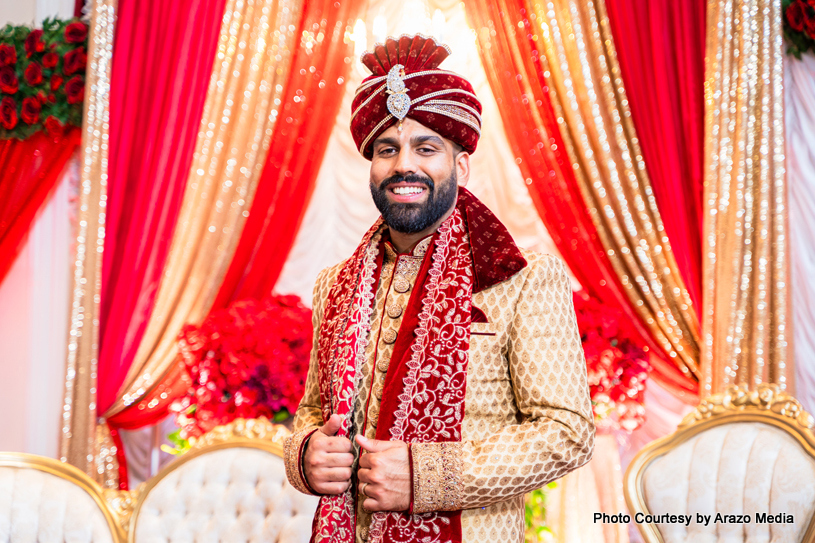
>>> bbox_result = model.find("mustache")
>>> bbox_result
[379,173,435,191]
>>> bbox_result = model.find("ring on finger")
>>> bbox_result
[360,482,369,498]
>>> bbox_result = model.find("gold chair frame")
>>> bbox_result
[126,417,290,543]
[623,384,815,543]
[0,452,127,543]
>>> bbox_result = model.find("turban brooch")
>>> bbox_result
[350,34,482,160]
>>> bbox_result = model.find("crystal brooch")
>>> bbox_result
[386,64,410,121]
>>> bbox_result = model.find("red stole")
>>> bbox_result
[311,189,526,543]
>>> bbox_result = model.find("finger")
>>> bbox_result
[320,452,355,467]
[319,414,344,437]
[320,436,354,454]
[316,481,351,495]
[356,434,400,453]
[314,467,353,483]
[357,467,372,484]
[358,451,372,470]
[362,497,383,512]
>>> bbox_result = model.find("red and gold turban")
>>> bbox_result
[350,34,482,160]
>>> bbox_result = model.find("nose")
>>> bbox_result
[392,146,417,177]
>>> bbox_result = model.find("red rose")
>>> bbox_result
[0,66,18,94]
[42,52,58,68]
[47,93,55,103]
[64,22,88,44]
[64,76,84,104]
[807,12,815,39]
[0,44,16,67]
[51,73,63,91]
[63,47,87,76]
[0,97,17,130]
[24,29,45,58]
[787,0,806,31]
[45,115,66,137]
[21,96,41,124]
[25,62,43,86]
[36,91,47,104]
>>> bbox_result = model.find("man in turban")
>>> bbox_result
[284,34,594,543]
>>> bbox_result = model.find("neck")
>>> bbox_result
[389,206,455,254]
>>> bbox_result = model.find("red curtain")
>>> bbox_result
[96,0,227,416]
[213,0,361,307]
[103,0,362,433]
[0,130,80,285]
[466,0,698,396]
[604,0,706,309]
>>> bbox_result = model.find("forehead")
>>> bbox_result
[375,118,451,147]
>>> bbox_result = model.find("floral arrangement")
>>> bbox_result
[0,18,87,140]
[169,295,312,446]
[573,291,650,433]
[525,484,556,542]
[784,0,815,58]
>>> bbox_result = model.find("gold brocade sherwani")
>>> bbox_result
[285,232,595,543]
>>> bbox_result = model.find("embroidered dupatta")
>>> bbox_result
[311,188,526,543]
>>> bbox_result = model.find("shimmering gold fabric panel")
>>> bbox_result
[103,0,304,418]
[60,0,117,483]
[701,0,793,394]
[520,0,701,380]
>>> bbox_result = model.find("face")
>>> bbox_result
[369,118,469,234]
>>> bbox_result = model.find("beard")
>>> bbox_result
[369,170,458,234]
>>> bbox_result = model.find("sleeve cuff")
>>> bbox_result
[410,441,463,514]
[284,427,320,495]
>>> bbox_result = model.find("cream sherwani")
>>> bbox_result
[285,231,595,543]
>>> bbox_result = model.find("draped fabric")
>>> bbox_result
[465,0,701,398]
[0,130,80,285]
[604,0,706,310]
[787,53,815,414]
[61,0,115,480]
[213,0,361,306]
[701,0,793,395]
[98,0,227,416]
[101,0,305,427]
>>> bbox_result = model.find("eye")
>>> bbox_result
[377,147,396,156]
[417,146,437,154]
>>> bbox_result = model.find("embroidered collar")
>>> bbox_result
[456,187,527,293]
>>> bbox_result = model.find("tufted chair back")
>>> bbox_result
[129,418,318,543]
[0,453,125,543]
[624,384,815,543]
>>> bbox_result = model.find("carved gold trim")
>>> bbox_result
[0,452,127,543]
[624,385,815,543]
[127,417,290,543]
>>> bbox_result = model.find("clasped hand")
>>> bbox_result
[303,414,411,512]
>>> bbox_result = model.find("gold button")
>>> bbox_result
[360,526,369,541]
[368,403,380,423]
[376,358,389,372]
[386,302,403,319]
[382,328,397,344]
[373,381,383,399]
[393,275,410,293]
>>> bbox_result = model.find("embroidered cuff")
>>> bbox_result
[284,427,320,495]
[410,441,463,514]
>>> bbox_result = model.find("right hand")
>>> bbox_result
[303,414,354,495]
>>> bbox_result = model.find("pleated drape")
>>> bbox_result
[701,0,793,395]
[466,0,701,397]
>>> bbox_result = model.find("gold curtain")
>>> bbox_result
[701,0,793,395]
[60,0,116,478]
[520,0,702,377]
[101,0,303,419]
[61,0,305,485]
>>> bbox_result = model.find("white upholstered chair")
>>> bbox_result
[0,453,125,543]
[127,418,318,543]
[624,384,815,543]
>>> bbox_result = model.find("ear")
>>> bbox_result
[455,151,470,187]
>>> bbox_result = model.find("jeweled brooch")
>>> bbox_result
[386,64,410,122]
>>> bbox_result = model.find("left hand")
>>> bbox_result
[355,434,411,512]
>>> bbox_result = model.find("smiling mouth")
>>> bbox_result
[387,184,428,202]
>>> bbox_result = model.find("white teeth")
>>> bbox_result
[392,187,424,195]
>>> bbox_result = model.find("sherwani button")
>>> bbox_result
[386,302,403,318]
[377,359,389,372]
[393,275,410,293]
[382,328,397,344]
